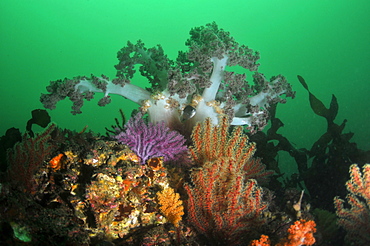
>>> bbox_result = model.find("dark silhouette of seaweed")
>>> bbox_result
[251,75,370,211]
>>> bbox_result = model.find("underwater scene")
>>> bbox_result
[0,0,369,245]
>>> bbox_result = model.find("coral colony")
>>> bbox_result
[40,22,295,136]
[184,116,270,245]
[114,113,188,165]
[334,164,370,245]
[12,22,370,245]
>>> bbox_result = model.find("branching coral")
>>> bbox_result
[334,164,370,245]
[114,113,188,165]
[184,160,267,245]
[190,115,273,183]
[184,116,270,244]
[6,124,56,193]
[40,22,295,136]
[157,187,184,228]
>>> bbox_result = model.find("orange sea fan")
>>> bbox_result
[157,187,184,227]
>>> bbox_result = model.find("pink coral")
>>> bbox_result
[114,113,188,165]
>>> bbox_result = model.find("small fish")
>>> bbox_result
[182,105,196,121]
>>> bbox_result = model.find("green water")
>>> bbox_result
[1,0,369,175]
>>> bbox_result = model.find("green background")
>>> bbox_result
[1,0,369,175]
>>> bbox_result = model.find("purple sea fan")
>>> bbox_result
[114,113,189,165]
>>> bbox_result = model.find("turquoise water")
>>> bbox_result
[1,0,369,166]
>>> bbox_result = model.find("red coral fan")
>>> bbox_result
[334,163,370,245]
[6,124,56,193]
[190,115,273,183]
[184,157,268,245]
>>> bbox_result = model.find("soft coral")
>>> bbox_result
[41,22,295,137]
